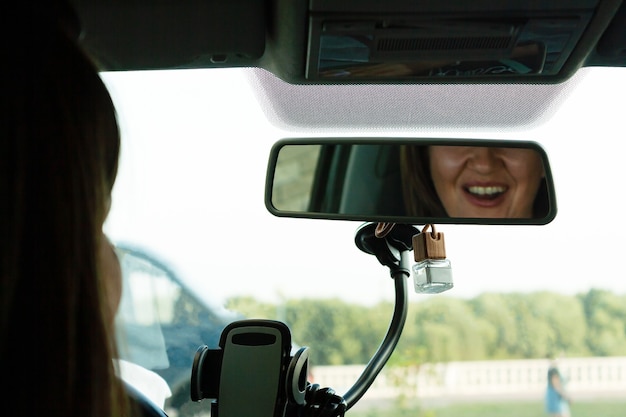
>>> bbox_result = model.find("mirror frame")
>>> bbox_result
[265,137,557,225]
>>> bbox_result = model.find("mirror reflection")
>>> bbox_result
[266,140,555,224]
[404,145,547,218]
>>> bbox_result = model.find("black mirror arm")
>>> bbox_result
[343,223,416,409]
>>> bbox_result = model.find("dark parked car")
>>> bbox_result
[114,245,242,414]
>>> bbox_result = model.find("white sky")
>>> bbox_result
[102,67,626,307]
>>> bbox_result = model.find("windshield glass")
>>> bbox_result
[103,67,626,417]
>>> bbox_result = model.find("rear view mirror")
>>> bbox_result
[265,138,556,225]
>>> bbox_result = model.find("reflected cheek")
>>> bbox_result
[509,164,544,192]
[429,150,467,184]
[430,168,464,217]
[430,157,465,196]
[504,153,545,181]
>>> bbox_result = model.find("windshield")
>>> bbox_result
[103,67,626,417]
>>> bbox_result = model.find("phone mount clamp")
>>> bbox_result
[190,319,347,417]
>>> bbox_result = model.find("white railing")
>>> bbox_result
[311,357,626,400]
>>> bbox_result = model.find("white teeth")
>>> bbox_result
[467,186,506,196]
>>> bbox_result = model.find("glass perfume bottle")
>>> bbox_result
[413,258,453,294]
[412,225,453,294]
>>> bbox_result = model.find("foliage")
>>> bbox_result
[226,289,626,365]
[579,289,626,356]
[350,399,626,417]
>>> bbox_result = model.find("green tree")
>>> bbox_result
[226,295,277,319]
[225,289,626,367]
[530,291,587,356]
[470,293,519,358]
[411,297,495,362]
[284,298,390,365]
[580,289,626,355]
[498,292,587,358]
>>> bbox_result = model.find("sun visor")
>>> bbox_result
[74,0,266,71]
[304,0,622,83]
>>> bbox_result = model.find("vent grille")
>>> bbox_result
[377,36,513,52]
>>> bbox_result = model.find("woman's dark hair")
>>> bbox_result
[1,4,131,416]
[400,145,447,217]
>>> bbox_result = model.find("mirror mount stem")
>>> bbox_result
[343,223,417,409]
[343,251,410,410]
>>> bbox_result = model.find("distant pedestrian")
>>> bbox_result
[545,359,571,417]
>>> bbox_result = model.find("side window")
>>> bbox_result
[114,245,240,414]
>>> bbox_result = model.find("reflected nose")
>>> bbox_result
[467,147,501,173]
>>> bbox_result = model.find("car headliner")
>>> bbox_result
[246,67,585,131]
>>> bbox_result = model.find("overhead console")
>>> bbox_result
[72,0,624,83]
[303,0,623,83]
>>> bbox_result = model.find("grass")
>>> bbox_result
[349,399,626,417]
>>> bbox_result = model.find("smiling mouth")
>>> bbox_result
[465,185,508,200]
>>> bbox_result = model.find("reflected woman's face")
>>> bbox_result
[428,146,545,218]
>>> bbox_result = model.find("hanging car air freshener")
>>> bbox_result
[412,224,453,294]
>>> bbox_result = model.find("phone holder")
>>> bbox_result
[190,319,310,417]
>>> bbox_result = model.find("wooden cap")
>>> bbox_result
[413,231,446,262]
